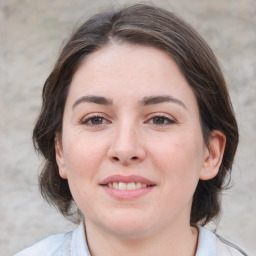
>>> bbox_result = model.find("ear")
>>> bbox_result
[200,130,226,180]
[55,133,68,179]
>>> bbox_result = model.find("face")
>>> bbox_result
[56,44,222,239]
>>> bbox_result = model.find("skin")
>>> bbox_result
[55,43,226,256]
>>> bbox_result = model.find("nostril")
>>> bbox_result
[111,156,138,162]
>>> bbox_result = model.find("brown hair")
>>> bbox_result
[33,3,239,225]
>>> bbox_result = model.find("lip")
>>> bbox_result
[99,175,156,200]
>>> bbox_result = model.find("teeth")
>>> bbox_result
[142,183,147,188]
[107,182,149,190]
[136,182,142,189]
[119,182,126,190]
[127,182,136,190]
[113,182,118,189]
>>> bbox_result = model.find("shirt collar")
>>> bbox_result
[196,226,216,256]
[71,222,91,256]
[72,222,216,256]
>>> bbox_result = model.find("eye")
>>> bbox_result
[81,114,110,126]
[147,115,176,126]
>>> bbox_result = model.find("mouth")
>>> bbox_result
[99,175,156,199]
[102,182,154,190]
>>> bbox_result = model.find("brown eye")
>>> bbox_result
[89,117,105,125]
[82,115,108,126]
[150,116,175,125]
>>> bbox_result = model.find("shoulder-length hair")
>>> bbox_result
[33,3,239,226]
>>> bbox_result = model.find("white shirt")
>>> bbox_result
[15,223,247,256]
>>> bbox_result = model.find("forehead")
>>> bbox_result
[73,43,181,81]
[68,43,198,110]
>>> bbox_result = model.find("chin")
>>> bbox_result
[95,210,154,239]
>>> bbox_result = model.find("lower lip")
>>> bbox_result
[101,186,155,199]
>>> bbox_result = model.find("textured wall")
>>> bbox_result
[0,0,255,255]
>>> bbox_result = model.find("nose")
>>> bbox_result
[107,123,146,165]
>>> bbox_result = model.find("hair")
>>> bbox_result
[33,3,239,226]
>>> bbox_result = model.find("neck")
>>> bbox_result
[84,219,198,256]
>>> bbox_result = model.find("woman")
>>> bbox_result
[16,3,247,256]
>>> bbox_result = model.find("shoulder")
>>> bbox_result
[14,231,72,256]
[216,234,248,256]
[196,226,248,256]
[14,222,90,256]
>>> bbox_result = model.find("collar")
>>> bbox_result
[72,223,216,256]
[196,226,216,256]
[71,222,91,256]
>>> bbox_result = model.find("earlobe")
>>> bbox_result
[55,133,68,179]
[200,130,226,180]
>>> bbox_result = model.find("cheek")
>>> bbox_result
[150,131,204,185]
[62,132,108,178]
[61,133,109,211]
[144,131,205,220]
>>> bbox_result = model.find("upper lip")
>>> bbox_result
[100,175,156,186]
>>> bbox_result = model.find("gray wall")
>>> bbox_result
[1,0,255,255]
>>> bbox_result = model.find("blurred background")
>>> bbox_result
[0,0,255,255]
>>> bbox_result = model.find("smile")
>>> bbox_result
[106,182,152,190]
[100,175,156,199]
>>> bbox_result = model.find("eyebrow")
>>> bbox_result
[72,95,187,110]
[139,95,187,109]
[72,95,113,109]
